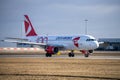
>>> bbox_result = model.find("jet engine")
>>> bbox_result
[45,46,59,54]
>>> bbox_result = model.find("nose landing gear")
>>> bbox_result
[84,52,90,57]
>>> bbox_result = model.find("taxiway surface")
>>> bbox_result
[0,54,120,59]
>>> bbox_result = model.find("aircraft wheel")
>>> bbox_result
[68,53,71,57]
[68,53,74,57]
[84,53,89,57]
[46,53,52,57]
[72,53,75,57]
[46,53,49,57]
[49,54,52,57]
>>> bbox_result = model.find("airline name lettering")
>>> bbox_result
[56,37,72,40]
[36,37,48,43]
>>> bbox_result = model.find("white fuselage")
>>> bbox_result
[26,35,99,50]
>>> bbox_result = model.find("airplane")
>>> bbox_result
[2,15,100,57]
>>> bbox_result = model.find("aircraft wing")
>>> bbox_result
[1,39,46,46]
[1,39,65,50]
[5,37,28,41]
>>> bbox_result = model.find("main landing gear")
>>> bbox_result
[46,53,52,57]
[68,50,75,57]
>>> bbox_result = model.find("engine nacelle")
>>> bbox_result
[45,46,59,54]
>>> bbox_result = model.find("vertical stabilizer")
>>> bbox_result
[24,15,37,37]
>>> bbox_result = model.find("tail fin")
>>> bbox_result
[24,15,37,37]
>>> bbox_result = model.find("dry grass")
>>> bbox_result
[0,58,120,80]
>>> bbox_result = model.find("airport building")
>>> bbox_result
[96,38,120,51]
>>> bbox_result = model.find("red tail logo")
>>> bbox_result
[73,37,80,47]
[24,15,37,37]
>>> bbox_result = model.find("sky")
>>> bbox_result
[0,0,120,47]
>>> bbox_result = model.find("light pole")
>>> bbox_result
[85,19,88,34]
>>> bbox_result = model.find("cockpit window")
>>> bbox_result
[86,39,96,41]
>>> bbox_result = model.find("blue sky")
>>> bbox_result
[0,0,120,47]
